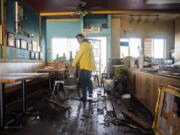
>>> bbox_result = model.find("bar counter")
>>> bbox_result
[125,68,180,115]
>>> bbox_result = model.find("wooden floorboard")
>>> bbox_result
[0,87,154,135]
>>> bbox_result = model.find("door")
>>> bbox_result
[88,39,101,76]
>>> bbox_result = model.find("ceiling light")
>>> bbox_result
[75,10,88,16]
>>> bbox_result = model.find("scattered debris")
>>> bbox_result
[105,111,135,128]
[97,108,104,115]
[121,94,131,99]
[82,114,90,119]
[29,115,40,121]
[106,100,113,111]
[46,98,71,110]
[118,105,151,130]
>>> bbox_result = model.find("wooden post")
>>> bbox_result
[1,0,7,59]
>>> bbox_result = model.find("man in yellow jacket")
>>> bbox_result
[72,34,96,101]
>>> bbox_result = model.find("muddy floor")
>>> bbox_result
[0,87,154,135]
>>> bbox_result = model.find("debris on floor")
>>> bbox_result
[118,105,151,130]
[46,98,71,110]
[0,87,154,135]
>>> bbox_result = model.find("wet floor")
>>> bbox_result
[0,88,154,135]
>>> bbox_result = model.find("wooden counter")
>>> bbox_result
[125,68,180,115]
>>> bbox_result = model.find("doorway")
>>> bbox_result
[88,37,107,76]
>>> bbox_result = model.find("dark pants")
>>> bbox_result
[80,69,93,99]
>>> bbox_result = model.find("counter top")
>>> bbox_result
[126,68,180,80]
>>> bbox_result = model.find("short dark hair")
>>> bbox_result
[76,33,85,38]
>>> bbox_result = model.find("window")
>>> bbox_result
[120,38,141,58]
[144,38,152,57]
[129,38,141,58]
[153,39,166,59]
[144,38,166,59]
[120,38,129,58]
[120,46,129,58]
[52,38,79,60]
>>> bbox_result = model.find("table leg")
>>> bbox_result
[22,80,26,113]
[0,83,5,127]
[49,75,52,95]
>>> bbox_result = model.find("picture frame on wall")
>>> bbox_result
[21,40,27,49]
[28,43,32,51]
[16,38,21,48]
[30,52,35,60]
[152,86,180,135]
[32,40,37,51]
[39,52,43,60]
[15,1,24,34]
[7,32,16,47]
[35,52,39,60]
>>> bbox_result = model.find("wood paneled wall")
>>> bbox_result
[112,17,174,59]
[126,68,180,115]
[112,18,121,59]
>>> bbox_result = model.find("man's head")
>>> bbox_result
[76,34,85,44]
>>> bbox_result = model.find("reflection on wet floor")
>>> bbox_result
[0,87,154,135]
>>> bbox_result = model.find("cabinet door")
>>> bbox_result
[143,74,154,112]
[127,70,136,94]
[135,72,144,101]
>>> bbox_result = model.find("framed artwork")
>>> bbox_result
[28,43,32,51]
[7,32,16,47]
[30,52,35,60]
[152,86,180,135]
[16,38,21,48]
[32,40,37,51]
[21,40,27,49]
[15,1,23,34]
[39,52,43,60]
[35,52,39,60]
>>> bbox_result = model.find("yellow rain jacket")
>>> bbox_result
[72,41,96,71]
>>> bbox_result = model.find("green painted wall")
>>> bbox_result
[46,21,81,60]
[5,0,46,60]
[0,4,1,59]
[81,15,112,59]
[42,17,47,61]
[46,15,112,61]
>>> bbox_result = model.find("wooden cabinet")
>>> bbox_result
[127,69,137,95]
[126,68,180,115]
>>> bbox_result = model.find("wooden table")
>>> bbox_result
[37,68,65,73]
[0,73,48,128]
[0,73,48,77]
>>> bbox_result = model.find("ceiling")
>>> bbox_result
[145,0,180,4]
[22,0,180,13]
[112,13,180,22]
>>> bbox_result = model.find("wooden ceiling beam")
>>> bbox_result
[40,10,180,16]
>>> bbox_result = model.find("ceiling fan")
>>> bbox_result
[64,0,104,16]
